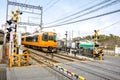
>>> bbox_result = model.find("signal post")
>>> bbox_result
[93,30,103,60]
[6,8,29,67]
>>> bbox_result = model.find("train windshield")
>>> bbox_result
[49,36,54,41]
[42,33,48,41]
[48,33,56,42]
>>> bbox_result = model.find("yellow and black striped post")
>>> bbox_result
[9,9,20,67]
[11,8,20,54]
[13,24,18,54]
[8,8,29,67]
[93,30,103,60]
[93,30,99,58]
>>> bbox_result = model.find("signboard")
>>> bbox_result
[115,47,120,54]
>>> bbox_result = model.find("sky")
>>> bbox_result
[0,0,120,39]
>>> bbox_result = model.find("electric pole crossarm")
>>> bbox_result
[8,1,42,10]
[18,22,40,26]
[22,11,41,15]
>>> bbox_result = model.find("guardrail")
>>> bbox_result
[103,50,115,56]
[9,50,29,67]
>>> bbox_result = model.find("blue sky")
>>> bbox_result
[0,0,120,39]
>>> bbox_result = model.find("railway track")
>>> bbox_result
[80,62,120,75]
[29,49,85,80]
[89,60,120,73]
[97,61,120,68]
[30,50,59,63]
[54,53,89,62]
[30,53,45,64]
[64,63,120,80]
[27,48,120,80]
[53,54,74,62]
[27,47,86,63]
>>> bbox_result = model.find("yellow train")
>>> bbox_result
[22,32,57,52]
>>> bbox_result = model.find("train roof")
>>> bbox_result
[22,31,56,37]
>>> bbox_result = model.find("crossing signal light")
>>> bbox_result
[92,30,99,39]
[7,20,12,25]
[7,8,22,25]
[6,32,10,42]
[7,27,13,32]
[95,43,99,47]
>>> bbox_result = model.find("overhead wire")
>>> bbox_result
[57,0,120,24]
[88,20,120,35]
[44,0,61,12]
[44,0,55,8]
[45,0,111,25]
[69,19,120,37]
[43,9,120,28]
[99,20,120,31]
[44,0,97,25]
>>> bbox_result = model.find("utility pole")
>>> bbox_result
[78,31,80,38]
[65,31,68,52]
[40,7,43,31]
[72,30,73,41]
[69,31,71,47]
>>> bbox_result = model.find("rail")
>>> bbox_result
[29,49,85,80]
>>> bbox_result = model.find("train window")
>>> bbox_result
[42,33,48,41]
[54,33,57,42]
[33,35,38,42]
[26,36,33,42]
[49,36,54,40]
[26,35,38,42]
[21,38,24,41]
[48,33,57,42]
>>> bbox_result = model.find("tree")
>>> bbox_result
[21,32,31,36]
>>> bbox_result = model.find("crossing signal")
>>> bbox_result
[92,30,99,39]
[7,20,12,25]
[6,32,10,42]
[7,8,22,25]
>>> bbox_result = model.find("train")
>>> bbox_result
[21,31,57,52]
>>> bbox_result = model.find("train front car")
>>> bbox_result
[42,32,57,52]
[21,32,57,52]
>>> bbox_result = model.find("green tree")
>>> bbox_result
[21,32,31,36]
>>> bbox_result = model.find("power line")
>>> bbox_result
[69,19,120,36]
[44,0,61,12]
[43,9,120,28]
[99,20,120,31]
[44,0,55,8]
[44,0,97,24]
[58,0,120,24]
[89,20,120,34]
[45,0,111,25]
